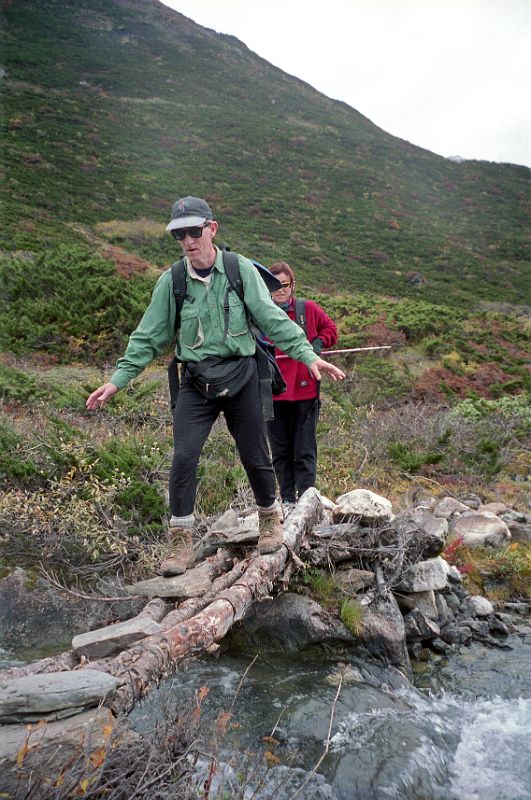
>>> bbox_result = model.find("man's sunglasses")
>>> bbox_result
[171,223,210,241]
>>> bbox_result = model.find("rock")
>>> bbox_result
[432,497,470,518]
[440,624,472,645]
[396,557,450,593]
[463,619,489,635]
[430,637,452,654]
[0,568,143,654]
[0,670,118,723]
[435,593,454,626]
[408,508,448,556]
[499,509,528,524]
[0,707,114,794]
[224,592,355,654]
[502,602,530,616]
[494,613,519,632]
[335,568,375,593]
[394,593,416,613]
[478,502,509,515]
[444,591,462,613]
[333,489,393,525]
[404,609,440,641]
[457,493,482,509]
[72,617,163,659]
[447,565,463,583]
[449,514,511,548]
[357,593,411,676]
[459,595,494,618]
[405,590,438,620]
[488,617,510,636]
[209,508,241,533]
[507,522,531,544]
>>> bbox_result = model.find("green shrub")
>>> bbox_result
[0,421,41,484]
[0,246,154,361]
[90,437,167,529]
[387,441,444,473]
[0,365,47,404]
[0,364,86,409]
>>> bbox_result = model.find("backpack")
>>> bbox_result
[168,250,287,419]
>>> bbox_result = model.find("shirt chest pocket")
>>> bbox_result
[180,306,204,350]
[227,293,248,337]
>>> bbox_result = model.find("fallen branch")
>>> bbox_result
[84,488,323,716]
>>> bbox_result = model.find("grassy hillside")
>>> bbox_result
[1,0,530,307]
[0,0,529,585]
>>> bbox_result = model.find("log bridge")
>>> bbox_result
[0,489,325,794]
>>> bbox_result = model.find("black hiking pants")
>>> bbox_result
[169,360,276,516]
[267,398,320,504]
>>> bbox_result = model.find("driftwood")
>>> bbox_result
[87,488,323,716]
[306,518,445,576]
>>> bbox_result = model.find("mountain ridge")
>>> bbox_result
[1,0,529,306]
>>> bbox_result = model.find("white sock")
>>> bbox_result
[257,500,281,514]
[169,513,195,529]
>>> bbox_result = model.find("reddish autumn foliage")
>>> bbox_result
[412,362,515,402]
[102,246,155,279]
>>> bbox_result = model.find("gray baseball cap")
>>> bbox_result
[166,196,214,231]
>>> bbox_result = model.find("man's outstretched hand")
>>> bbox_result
[86,382,119,411]
[308,359,345,382]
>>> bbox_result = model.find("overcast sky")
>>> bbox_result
[160,0,531,168]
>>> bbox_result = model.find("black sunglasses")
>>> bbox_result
[171,223,210,241]
[274,282,292,289]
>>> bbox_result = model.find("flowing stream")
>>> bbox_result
[130,629,531,800]
[2,629,530,799]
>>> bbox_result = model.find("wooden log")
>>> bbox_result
[137,597,173,621]
[194,528,259,560]
[0,600,171,681]
[161,558,249,630]
[124,550,234,599]
[0,650,80,682]
[85,488,323,716]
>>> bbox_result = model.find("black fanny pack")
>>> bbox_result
[186,356,254,401]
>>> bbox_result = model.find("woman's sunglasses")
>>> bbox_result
[171,223,210,241]
[274,282,292,289]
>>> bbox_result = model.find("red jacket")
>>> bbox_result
[273,298,338,402]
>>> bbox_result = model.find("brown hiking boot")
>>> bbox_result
[160,528,195,577]
[257,508,283,554]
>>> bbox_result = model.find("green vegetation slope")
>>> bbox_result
[1,0,530,307]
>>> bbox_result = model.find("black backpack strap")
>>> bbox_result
[294,297,307,335]
[168,258,190,411]
[170,258,194,333]
[221,250,245,344]
[222,250,244,301]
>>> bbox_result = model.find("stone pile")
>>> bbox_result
[226,488,531,676]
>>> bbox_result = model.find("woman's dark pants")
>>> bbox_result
[267,398,320,503]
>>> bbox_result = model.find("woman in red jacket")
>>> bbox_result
[267,262,338,512]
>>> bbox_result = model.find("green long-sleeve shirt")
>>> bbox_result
[110,248,318,389]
